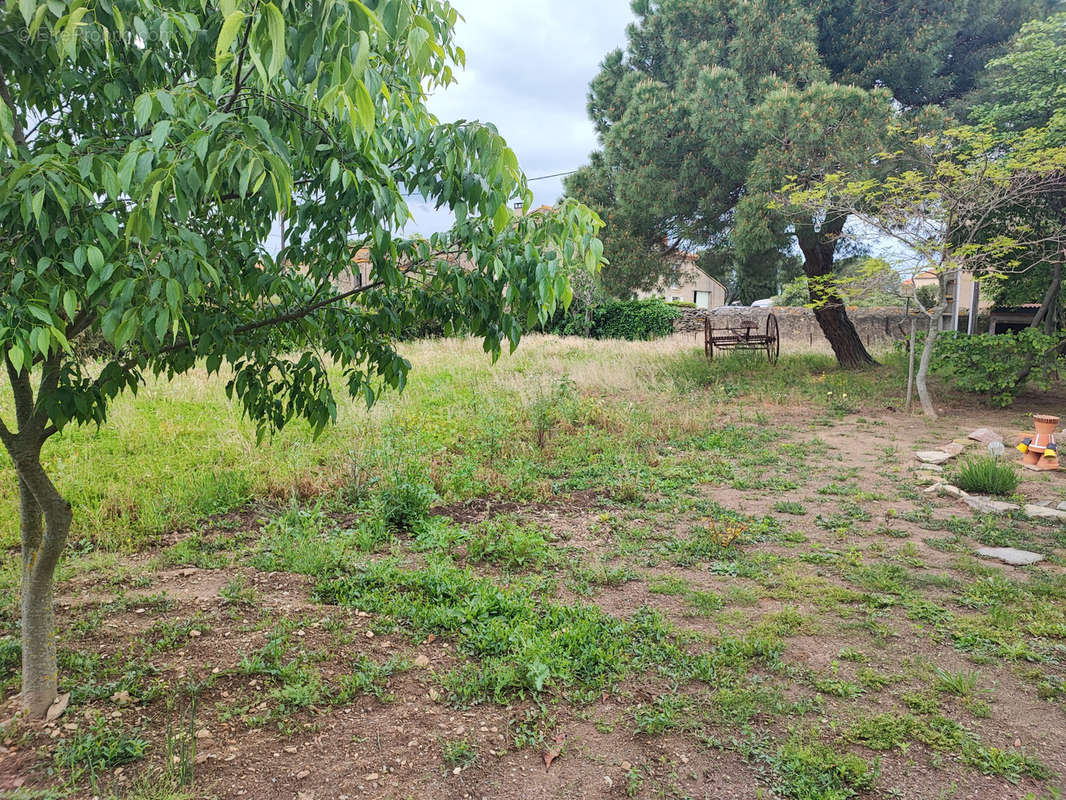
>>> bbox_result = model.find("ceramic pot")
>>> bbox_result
[1030,415,1060,470]
[1033,414,1059,448]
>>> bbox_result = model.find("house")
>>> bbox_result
[901,269,992,332]
[636,251,727,310]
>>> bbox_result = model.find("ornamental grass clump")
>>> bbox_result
[953,456,1019,497]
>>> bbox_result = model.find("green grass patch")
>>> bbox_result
[951,456,1019,497]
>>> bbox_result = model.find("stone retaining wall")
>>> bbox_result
[675,306,913,354]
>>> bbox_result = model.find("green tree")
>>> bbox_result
[0,0,601,717]
[699,247,802,306]
[790,126,1066,416]
[569,0,1054,368]
[972,12,1066,326]
[774,257,902,308]
[973,11,1066,133]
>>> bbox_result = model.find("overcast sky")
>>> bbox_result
[407,0,635,233]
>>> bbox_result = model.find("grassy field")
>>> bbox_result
[2,335,1066,799]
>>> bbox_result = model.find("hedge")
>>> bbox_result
[542,299,681,340]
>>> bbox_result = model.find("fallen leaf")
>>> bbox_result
[45,693,70,723]
[543,735,565,771]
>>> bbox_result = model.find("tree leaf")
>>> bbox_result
[493,203,510,235]
[353,80,375,133]
[133,93,153,129]
[352,30,370,78]
[166,278,182,311]
[31,188,44,222]
[264,2,286,79]
[151,120,171,151]
[18,0,36,26]
[86,245,104,271]
[215,11,246,69]
[63,289,77,319]
[7,345,24,374]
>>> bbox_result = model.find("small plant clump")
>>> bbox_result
[55,715,150,782]
[951,456,1019,497]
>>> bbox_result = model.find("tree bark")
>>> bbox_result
[915,311,941,419]
[1030,262,1062,335]
[1,362,71,717]
[16,451,71,717]
[905,317,916,413]
[796,219,877,369]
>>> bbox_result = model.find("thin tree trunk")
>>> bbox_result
[2,360,71,717]
[905,317,916,414]
[797,221,877,369]
[1030,263,1060,331]
[14,447,72,717]
[915,311,941,418]
[18,475,51,717]
[1044,263,1061,335]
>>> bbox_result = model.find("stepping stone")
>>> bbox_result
[963,495,1020,515]
[1058,502,1066,512]
[916,451,952,465]
[977,547,1045,566]
[942,442,966,457]
[916,464,944,472]
[1024,504,1066,522]
[968,428,1003,444]
[940,484,968,499]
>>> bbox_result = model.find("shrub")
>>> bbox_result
[378,471,439,532]
[543,299,680,340]
[933,329,1065,407]
[952,456,1019,497]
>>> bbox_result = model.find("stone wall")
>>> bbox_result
[674,306,913,354]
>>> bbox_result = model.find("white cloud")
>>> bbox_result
[408,0,635,234]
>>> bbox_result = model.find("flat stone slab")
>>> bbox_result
[1024,504,1066,522]
[978,547,1045,566]
[964,495,1020,515]
[942,442,966,457]
[1058,502,1066,512]
[968,428,1003,444]
[916,451,952,465]
[916,464,944,472]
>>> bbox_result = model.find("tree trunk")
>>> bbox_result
[1,360,71,717]
[797,222,877,369]
[15,449,72,717]
[811,303,876,368]
[915,311,940,419]
[905,317,916,414]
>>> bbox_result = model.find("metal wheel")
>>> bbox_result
[765,313,779,365]
[704,318,714,360]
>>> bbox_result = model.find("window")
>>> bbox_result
[694,291,710,308]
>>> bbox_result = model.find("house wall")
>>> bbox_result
[636,259,727,309]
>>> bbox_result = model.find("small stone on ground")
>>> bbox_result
[977,547,1045,566]
[963,495,1020,515]
[1024,504,1066,522]
[915,451,952,465]
[968,428,1003,444]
